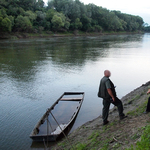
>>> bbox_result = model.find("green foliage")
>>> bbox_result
[81,14,91,31]
[70,18,82,30]
[127,125,150,150]
[15,15,32,31]
[64,20,70,30]
[51,14,64,30]
[112,143,121,149]
[127,100,147,116]
[0,0,145,33]
[144,26,150,32]
[35,0,44,10]
[24,10,37,23]
[128,95,141,104]
[51,12,70,31]
[73,143,87,150]
[0,17,3,22]
[46,9,56,21]
[7,15,14,27]
[0,8,7,17]
[0,17,12,32]
[0,0,8,8]
[36,11,46,21]
[7,7,25,17]
[136,125,150,149]
[6,0,45,11]
[93,25,103,32]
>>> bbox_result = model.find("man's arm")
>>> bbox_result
[107,88,115,102]
[147,89,150,95]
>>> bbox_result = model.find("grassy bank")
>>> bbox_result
[0,31,144,40]
[51,81,150,150]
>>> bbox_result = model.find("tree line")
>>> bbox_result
[144,26,150,32]
[0,0,145,33]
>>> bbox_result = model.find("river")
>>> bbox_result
[0,33,150,150]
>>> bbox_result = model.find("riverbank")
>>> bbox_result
[0,31,144,40]
[52,81,150,150]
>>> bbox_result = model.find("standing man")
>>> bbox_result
[98,70,127,125]
[144,89,150,114]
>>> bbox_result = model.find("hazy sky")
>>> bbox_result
[43,0,150,24]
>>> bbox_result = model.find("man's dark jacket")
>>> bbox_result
[98,76,116,99]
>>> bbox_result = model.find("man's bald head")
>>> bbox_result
[104,70,111,77]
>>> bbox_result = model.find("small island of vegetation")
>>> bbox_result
[0,0,147,39]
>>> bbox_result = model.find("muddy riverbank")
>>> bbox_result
[52,81,150,150]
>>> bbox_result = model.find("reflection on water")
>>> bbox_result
[38,101,80,135]
[0,34,144,77]
[0,34,150,150]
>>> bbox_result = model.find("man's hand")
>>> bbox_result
[147,89,150,95]
[112,97,115,102]
[107,88,115,102]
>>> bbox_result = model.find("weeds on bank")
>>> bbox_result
[127,100,148,116]
[71,143,87,150]
[127,95,141,105]
[127,124,150,150]
[70,130,113,150]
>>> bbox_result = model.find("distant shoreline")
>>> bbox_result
[0,31,144,40]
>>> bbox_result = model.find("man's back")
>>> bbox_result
[98,76,116,99]
[98,76,110,99]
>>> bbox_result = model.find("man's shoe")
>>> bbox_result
[103,120,109,125]
[120,115,127,120]
[144,111,149,114]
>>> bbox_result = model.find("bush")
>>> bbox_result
[15,15,32,32]
[94,25,103,32]
[0,17,12,32]
[51,14,64,31]
[24,10,37,23]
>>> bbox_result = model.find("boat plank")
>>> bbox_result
[60,98,82,101]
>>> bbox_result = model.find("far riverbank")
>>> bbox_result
[0,31,144,40]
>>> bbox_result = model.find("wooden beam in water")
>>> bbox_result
[60,98,82,101]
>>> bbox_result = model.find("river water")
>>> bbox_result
[0,33,150,150]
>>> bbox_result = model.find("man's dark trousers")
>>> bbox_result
[146,97,150,112]
[103,97,124,123]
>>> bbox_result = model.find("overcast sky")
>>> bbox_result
[44,0,150,24]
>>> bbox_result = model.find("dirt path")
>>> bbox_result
[52,81,150,150]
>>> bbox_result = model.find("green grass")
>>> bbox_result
[127,100,148,116]
[57,142,66,147]
[131,133,141,140]
[127,124,150,150]
[112,143,121,149]
[128,95,140,104]
[101,142,109,150]
[68,129,113,150]
[88,131,99,140]
[71,143,87,150]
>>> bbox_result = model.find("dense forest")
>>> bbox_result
[0,0,146,33]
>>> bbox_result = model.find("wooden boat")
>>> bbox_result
[30,92,84,142]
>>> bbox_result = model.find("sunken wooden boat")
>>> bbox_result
[30,92,84,142]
